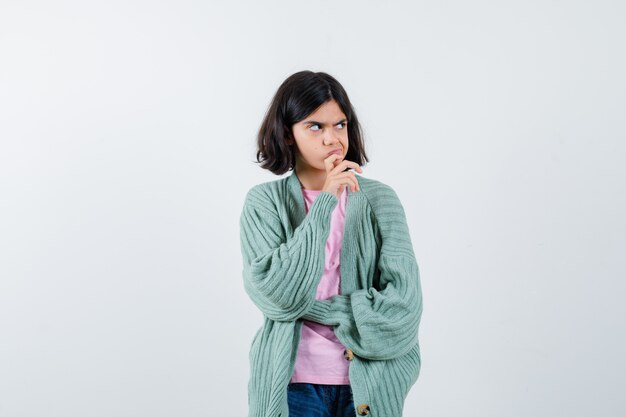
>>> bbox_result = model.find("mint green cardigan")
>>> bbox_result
[239,169,423,417]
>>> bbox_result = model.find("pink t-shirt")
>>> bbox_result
[290,185,350,385]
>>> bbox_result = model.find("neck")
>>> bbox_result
[294,164,326,191]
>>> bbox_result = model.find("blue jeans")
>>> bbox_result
[287,383,355,417]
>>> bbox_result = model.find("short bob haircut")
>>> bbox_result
[256,70,369,175]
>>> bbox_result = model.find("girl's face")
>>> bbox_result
[290,99,349,172]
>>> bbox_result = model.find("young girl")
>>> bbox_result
[240,71,423,417]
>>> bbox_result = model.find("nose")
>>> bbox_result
[323,130,340,146]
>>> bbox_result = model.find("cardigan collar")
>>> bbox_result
[287,170,306,227]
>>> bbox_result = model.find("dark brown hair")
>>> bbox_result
[255,70,369,175]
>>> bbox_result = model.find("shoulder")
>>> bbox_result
[242,175,290,213]
[358,175,403,208]
[358,176,414,253]
[358,175,411,231]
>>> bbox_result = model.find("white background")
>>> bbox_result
[1,1,625,416]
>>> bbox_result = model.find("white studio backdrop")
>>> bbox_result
[1,1,625,416]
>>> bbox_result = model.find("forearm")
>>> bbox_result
[303,256,423,360]
[241,191,339,321]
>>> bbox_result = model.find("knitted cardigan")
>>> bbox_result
[239,169,423,417]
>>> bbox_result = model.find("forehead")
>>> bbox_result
[301,100,346,123]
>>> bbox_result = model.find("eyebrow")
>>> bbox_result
[302,118,347,126]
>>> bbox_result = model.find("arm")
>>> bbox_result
[302,185,423,360]
[239,186,338,322]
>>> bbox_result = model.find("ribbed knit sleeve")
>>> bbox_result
[302,185,423,361]
[239,186,338,322]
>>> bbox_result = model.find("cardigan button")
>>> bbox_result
[357,404,370,415]
[343,348,354,361]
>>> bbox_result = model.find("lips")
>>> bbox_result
[327,148,342,157]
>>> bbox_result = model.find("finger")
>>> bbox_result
[331,160,363,175]
[324,153,343,174]
[347,171,360,192]
[323,155,362,175]
[333,172,360,192]
[347,172,360,192]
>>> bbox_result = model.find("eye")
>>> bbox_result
[337,122,347,129]
[309,124,321,132]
